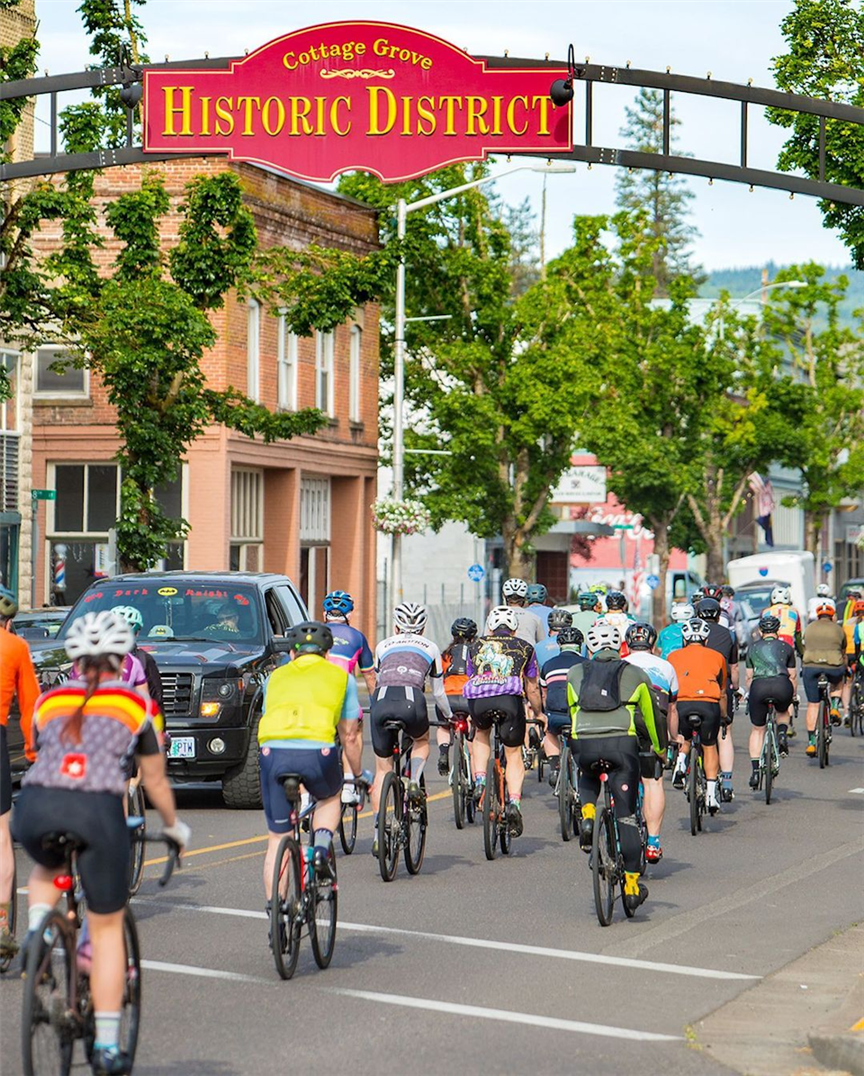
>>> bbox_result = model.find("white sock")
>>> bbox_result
[707,779,718,798]
[94,1011,121,1050]
[27,903,52,933]
[410,757,426,782]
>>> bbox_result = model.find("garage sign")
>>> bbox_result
[143,21,572,182]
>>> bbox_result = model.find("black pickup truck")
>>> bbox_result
[10,571,309,808]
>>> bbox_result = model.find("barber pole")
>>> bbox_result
[53,543,67,592]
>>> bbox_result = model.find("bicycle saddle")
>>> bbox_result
[279,774,303,802]
[40,831,87,855]
[683,713,703,727]
[383,719,408,730]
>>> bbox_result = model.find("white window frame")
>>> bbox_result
[277,311,298,411]
[246,299,260,402]
[315,330,335,416]
[230,467,264,542]
[33,345,89,399]
[349,324,362,423]
[300,476,331,542]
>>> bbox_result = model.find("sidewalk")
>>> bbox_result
[696,922,864,1076]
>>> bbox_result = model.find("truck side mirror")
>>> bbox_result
[273,638,292,654]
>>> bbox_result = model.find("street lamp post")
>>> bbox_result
[388,162,576,609]
[717,279,807,340]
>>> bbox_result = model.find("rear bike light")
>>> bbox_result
[54,874,73,891]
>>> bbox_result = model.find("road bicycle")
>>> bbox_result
[679,710,707,836]
[755,698,781,805]
[589,762,648,927]
[849,668,864,737]
[815,674,832,769]
[270,775,338,980]
[434,711,476,830]
[482,714,542,861]
[552,734,581,843]
[20,827,179,1076]
[126,781,146,896]
[338,775,368,856]
[376,721,427,882]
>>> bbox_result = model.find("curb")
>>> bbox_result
[809,1032,864,1076]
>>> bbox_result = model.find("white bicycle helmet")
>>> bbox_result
[681,618,710,644]
[65,611,134,666]
[770,585,791,605]
[487,605,518,632]
[501,578,528,599]
[670,602,694,624]
[817,583,831,598]
[585,622,622,653]
[393,601,428,633]
[111,605,144,634]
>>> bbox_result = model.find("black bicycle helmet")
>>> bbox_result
[697,597,721,622]
[625,622,657,650]
[758,614,781,635]
[548,608,573,631]
[556,626,584,649]
[451,617,477,641]
[287,621,333,654]
[702,584,724,602]
[721,585,735,598]
[605,590,627,611]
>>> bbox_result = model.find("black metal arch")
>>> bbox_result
[1,52,863,206]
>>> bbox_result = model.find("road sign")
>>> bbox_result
[646,574,660,590]
[612,523,634,530]
[31,489,56,500]
[823,561,833,574]
[467,564,485,582]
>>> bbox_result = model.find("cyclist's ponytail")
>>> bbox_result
[61,655,117,744]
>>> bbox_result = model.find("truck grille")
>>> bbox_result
[161,673,195,717]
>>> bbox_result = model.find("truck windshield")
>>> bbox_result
[57,581,264,645]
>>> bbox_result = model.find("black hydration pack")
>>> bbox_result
[577,659,627,711]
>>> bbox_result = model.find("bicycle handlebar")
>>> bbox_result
[132,832,182,888]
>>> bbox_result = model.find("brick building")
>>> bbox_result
[27,158,380,639]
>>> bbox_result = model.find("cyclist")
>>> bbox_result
[437,617,476,776]
[765,585,804,655]
[801,601,846,755]
[535,607,573,668]
[369,603,450,851]
[840,599,864,724]
[841,587,863,625]
[464,606,542,837]
[571,591,601,644]
[259,620,362,894]
[526,583,551,630]
[697,597,739,802]
[807,583,834,623]
[0,585,39,961]
[595,591,634,655]
[14,611,189,1076]
[657,602,694,659]
[700,584,730,629]
[538,625,585,787]
[745,614,796,787]
[110,606,163,714]
[567,623,662,913]
[623,622,677,863]
[668,618,727,815]
[485,578,545,646]
[321,590,376,800]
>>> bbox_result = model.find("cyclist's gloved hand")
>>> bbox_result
[163,819,191,850]
[360,769,374,786]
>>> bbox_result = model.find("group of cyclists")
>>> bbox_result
[0,567,861,1074]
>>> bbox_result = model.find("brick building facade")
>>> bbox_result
[28,158,380,639]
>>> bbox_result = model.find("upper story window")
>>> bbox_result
[246,300,260,402]
[277,311,298,411]
[315,330,334,416]
[349,325,362,423]
[34,346,87,397]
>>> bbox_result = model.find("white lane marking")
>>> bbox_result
[848,787,864,794]
[134,899,755,981]
[141,959,267,984]
[331,988,681,1042]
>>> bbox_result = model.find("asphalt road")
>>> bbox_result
[2,714,863,1076]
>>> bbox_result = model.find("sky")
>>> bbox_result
[31,0,855,275]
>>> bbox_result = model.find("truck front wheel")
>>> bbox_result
[222,712,262,810]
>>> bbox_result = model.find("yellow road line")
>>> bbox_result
[850,1018,864,1032]
[142,789,451,867]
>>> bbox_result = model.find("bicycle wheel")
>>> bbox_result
[688,750,700,836]
[127,783,146,897]
[558,751,572,842]
[309,843,338,969]
[482,758,498,861]
[818,703,829,769]
[405,774,427,875]
[338,800,358,855]
[464,742,476,825]
[763,724,775,805]
[21,909,75,1076]
[499,762,512,856]
[592,807,615,927]
[270,836,301,980]
[377,771,401,882]
[452,730,466,830]
[119,910,142,1066]
[0,860,16,974]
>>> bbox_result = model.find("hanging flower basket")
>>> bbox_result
[372,497,432,536]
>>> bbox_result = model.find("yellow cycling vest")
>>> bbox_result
[258,654,348,745]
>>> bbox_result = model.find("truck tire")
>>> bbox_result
[222,711,262,810]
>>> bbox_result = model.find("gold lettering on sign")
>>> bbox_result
[161,86,194,136]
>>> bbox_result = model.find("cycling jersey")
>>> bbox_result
[0,624,39,759]
[534,634,560,668]
[570,610,598,641]
[843,618,861,657]
[747,638,795,680]
[623,651,679,713]
[135,646,163,715]
[442,641,471,696]
[540,650,585,716]
[24,680,160,797]
[657,623,683,659]
[485,607,544,646]
[567,651,662,750]
[374,633,451,717]
[765,603,802,650]
[258,653,357,747]
[704,622,738,676]
[668,646,727,702]
[464,634,537,698]
[526,603,551,630]
[326,621,374,675]
[801,619,846,668]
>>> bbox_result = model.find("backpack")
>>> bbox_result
[578,659,627,711]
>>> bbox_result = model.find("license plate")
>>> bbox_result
[167,736,196,759]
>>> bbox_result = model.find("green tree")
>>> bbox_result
[770,0,864,267]
[615,88,702,294]
[762,263,864,556]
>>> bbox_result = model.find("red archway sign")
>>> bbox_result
[143,21,572,183]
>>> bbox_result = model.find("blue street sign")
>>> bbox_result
[467,563,485,582]
[646,574,660,590]
[823,561,832,574]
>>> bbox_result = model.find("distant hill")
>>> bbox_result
[700,263,864,329]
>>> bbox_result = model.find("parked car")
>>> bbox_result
[8,571,308,808]
[11,607,70,651]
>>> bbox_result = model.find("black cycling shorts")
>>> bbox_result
[545,710,571,737]
[13,786,129,914]
[748,676,794,726]
[802,666,845,704]
[574,734,642,874]
[0,726,11,816]
[370,686,430,759]
[677,700,722,747]
[468,694,525,748]
[259,745,342,833]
